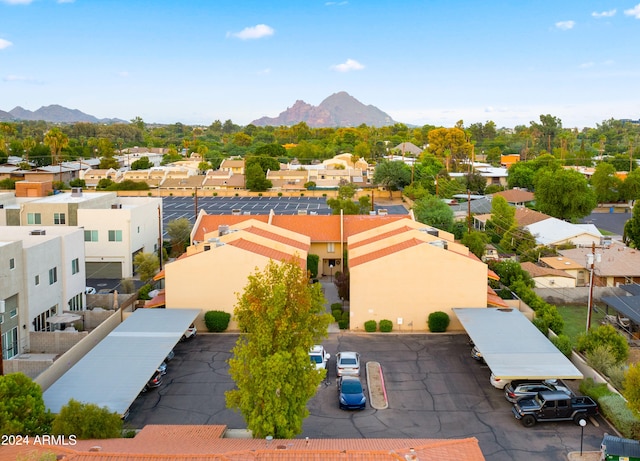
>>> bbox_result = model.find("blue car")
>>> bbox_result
[338,376,366,410]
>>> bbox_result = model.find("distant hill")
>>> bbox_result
[251,91,397,128]
[0,104,126,124]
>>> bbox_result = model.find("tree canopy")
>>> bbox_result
[326,182,371,215]
[412,195,454,232]
[373,160,411,198]
[534,167,597,220]
[52,399,122,439]
[0,372,52,435]
[225,259,332,438]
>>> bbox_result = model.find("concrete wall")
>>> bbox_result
[3,357,54,379]
[34,307,122,392]
[535,286,627,305]
[28,331,89,354]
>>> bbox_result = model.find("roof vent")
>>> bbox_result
[429,240,447,250]
[30,229,46,236]
[111,203,122,209]
[232,209,241,215]
[297,209,308,215]
[218,225,230,236]
[203,245,211,251]
[377,208,388,216]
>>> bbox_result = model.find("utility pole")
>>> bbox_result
[0,300,5,376]
[194,186,198,221]
[157,205,163,271]
[586,242,601,332]
[467,189,472,234]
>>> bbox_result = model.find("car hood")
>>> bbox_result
[341,391,365,404]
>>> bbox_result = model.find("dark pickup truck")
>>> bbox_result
[512,390,598,427]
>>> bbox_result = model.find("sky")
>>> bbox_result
[1,0,639,129]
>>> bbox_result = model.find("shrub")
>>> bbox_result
[332,310,342,322]
[598,394,640,439]
[213,192,218,196]
[204,310,231,332]
[550,334,573,357]
[577,324,629,364]
[278,192,283,197]
[137,283,153,300]
[428,311,450,332]
[379,319,393,332]
[338,311,349,330]
[364,320,377,332]
[258,193,263,197]
[307,254,320,279]
[331,302,342,311]
[586,344,618,376]
[300,193,305,197]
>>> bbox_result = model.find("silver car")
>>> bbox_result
[336,351,360,377]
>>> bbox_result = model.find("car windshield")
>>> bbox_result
[340,358,357,365]
[310,356,322,364]
[341,380,362,393]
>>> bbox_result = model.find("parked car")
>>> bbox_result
[181,324,197,341]
[142,370,163,392]
[309,345,330,370]
[504,379,573,403]
[157,361,168,376]
[85,287,96,295]
[336,351,360,377]
[338,376,366,410]
[512,391,598,427]
[471,346,484,363]
[490,373,510,389]
[165,349,175,362]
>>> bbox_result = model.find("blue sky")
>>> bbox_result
[1,0,639,129]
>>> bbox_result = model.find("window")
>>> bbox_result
[108,230,123,242]
[68,293,83,311]
[33,306,57,332]
[35,275,40,286]
[27,213,41,224]
[2,327,18,359]
[9,258,15,270]
[49,267,58,285]
[54,212,66,225]
[84,230,98,242]
[71,258,80,275]
[327,242,335,253]
[9,308,16,318]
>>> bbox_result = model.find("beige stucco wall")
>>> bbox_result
[349,243,487,332]
[532,276,576,289]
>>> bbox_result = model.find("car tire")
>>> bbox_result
[521,415,536,428]
[574,414,587,426]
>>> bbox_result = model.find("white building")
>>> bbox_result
[0,226,86,358]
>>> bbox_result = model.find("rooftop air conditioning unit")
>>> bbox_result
[377,209,388,216]
[203,245,211,251]
[429,240,448,250]
[30,229,46,236]
[71,187,83,197]
[419,227,439,237]
[297,209,308,215]
[111,204,122,209]
[232,209,241,215]
[218,225,230,236]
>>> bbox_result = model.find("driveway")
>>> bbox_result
[127,333,609,461]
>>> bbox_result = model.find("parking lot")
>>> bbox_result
[127,333,609,460]
[160,196,408,238]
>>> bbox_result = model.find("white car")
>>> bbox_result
[309,345,330,370]
[181,324,197,341]
[490,373,510,389]
[336,351,360,377]
[85,287,96,295]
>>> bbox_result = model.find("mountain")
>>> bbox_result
[3,105,126,124]
[251,91,397,128]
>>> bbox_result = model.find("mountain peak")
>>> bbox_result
[251,92,396,128]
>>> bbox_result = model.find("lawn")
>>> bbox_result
[556,303,607,345]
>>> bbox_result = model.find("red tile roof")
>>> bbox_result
[16,425,486,460]
[349,238,424,267]
[493,189,534,204]
[227,238,306,269]
[194,215,269,242]
[348,225,415,249]
[241,225,308,251]
[487,286,508,307]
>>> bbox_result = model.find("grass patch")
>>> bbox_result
[599,228,615,236]
[556,304,607,345]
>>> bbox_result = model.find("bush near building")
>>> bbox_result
[379,319,393,332]
[428,311,450,332]
[364,320,377,332]
[205,310,232,332]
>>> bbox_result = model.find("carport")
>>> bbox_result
[453,307,583,380]
[43,308,200,416]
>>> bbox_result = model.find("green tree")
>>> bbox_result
[254,143,287,158]
[412,195,454,232]
[590,162,622,204]
[130,156,153,170]
[373,160,411,198]
[623,201,640,248]
[226,259,332,438]
[461,230,489,259]
[487,195,514,240]
[166,217,192,256]
[620,167,640,202]
[245,162,272,192]
[326,183,371,215]
[0,372,53,435]
[500,224,537,254]
[623,363,640,415]
[576,324,629,364]
[534,168,597,220]
[133,252,159,283]
[246,155,280,173]
[52,399,122,439]
[43,127,69,166]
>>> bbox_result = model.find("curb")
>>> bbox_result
[366,361,388,410]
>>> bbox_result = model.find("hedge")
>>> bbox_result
[364,320,377,332]
[379,319,393,332]
[204,310,231,332]
[428,311,450,332]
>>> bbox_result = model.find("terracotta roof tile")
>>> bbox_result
[493,189,534,204]
[350,238,424,267]
[521,261,576,279]
[195,215,269,242]
[513,207,551,226]
[242,225,309,251]
[348,225,414,249]
[227,238,306,269]
[487,285,508,307]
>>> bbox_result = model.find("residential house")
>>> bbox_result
[79,168,121,188]
[394,141,423,156]
[176,212,500,332]
[219,158,245,175]
[540,255,588,287]
[520,261,576,288]
[164,218,309,330]
[492,189,535,207]
[500,154,520,169]
[558,245,640,287]
[2,189,162,279]
[0,226,86,359]
[266,169,309,191]
[475,166,509,187]
[525,218,601,247]
[202,169,245,190]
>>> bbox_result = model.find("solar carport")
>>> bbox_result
[453,307,583,380]
[43,308,200,416]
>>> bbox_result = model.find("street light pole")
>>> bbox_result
[579,418,586,455]
[329,264,334,282]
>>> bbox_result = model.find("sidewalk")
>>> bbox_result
[319,276,345,333]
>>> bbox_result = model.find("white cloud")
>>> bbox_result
[330,58,364,72]
[0,38,13,49]
[325,1,348,5]
[0,0,33,4]
[555,20,575,30]
[57,0,75,3]
[624,4,640,18]
[592,9,616,18]
[579,62,595,69]
[227,24,274,40]
[3,74,41,84]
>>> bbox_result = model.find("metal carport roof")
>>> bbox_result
[43,308,200,416]
[453,307,583,380]
[601,295,640,325]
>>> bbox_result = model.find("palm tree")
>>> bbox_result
[44,127,69,165]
